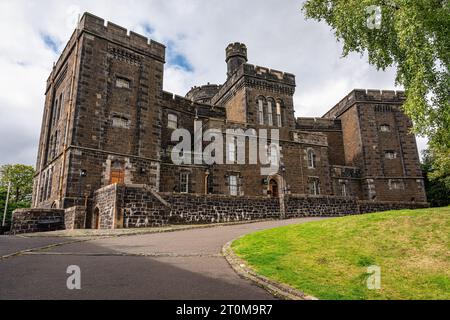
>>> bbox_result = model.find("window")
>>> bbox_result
[229,175,238,196]
[180,172,189,193]
[307,149,316,169]
[228,139,236,163]
[380,124,391,132]
[168,114,178,129]
[258,99,264,125]
[270,145,279,166]
[385,151,397,159]
[276,102,282,127]
[341,183,347,197]
[389,179,404,190]
[112,115,130,129]
[308,179,320,196]
[267,100,273,126]
[116,77,130,89]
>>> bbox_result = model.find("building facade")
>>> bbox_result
[26,13,426,231]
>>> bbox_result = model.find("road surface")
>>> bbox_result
[0,218,324,300]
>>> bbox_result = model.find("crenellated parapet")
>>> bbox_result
[323,89,406,119]
[46,12,166,90]
[79,12,165,60]
[296,117,342,131]
[186,84,222,104]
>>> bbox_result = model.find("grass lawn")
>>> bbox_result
[232,207,450,300]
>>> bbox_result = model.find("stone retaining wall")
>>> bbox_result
[10,209,65,235]
[11,185,429,234]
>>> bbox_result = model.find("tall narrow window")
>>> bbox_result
[267,100,273,126]
[168,114,178,129]
[180,172,189,193]
[307,149,316,169]
[309,179,320,195]
[228,138,236,164]
[276,102,282,127]
[270,145,279,166]
[341,183,347,197]
[52,98,58,127]
[258,99,264,125]
[229,175,238,196]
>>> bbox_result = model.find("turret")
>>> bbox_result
[226,43,248,78]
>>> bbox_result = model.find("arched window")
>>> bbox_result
[276,101,283,127]
[257,98,265,125]
[308,178,320,195]
[307,149,316,169]
[267,99,275,126]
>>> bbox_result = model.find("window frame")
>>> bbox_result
[258,99,264,125]
[168,113,178,129]
[180,172,189,194]
[307,149,317,169]
[229,175,238,196]
[116,77,131,89]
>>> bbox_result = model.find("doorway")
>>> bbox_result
[87,207,100,229]
[110,160,125,185]
[269,179,279,198]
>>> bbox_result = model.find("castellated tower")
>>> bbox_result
[32,12,166,210]
[226,43,248,78]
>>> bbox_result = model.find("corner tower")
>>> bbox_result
[226,43,248,78]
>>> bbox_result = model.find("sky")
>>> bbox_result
[0,0,428,166]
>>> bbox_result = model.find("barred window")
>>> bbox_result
[309,179,320,196]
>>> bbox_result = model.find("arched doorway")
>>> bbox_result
[269,179,279,198]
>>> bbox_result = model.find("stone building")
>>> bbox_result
[13,12,427,233]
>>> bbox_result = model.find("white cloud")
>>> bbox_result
[0,0,428,166]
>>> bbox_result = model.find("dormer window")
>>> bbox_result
[116,77,130,89]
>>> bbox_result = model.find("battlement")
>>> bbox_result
[323,89,406,119]
[296,117,342,131]
[186,84,222,103]
[226,42,248,61]
[163,91,226,118]
[79,12,166,61]
[242,64,296,84]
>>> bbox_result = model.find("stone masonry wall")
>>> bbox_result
[64,206,87,230]
[162,193,281,224]
[10,209,65,235]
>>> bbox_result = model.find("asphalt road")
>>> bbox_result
[0,218,324,300]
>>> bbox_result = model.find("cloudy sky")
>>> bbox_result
[0,0,427,166]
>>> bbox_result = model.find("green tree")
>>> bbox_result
[0,164,35,202]
[0,164,34,225]
[421,150,450,207]
[302,0,450,182]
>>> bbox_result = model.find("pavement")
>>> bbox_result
[0,217,324,300]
